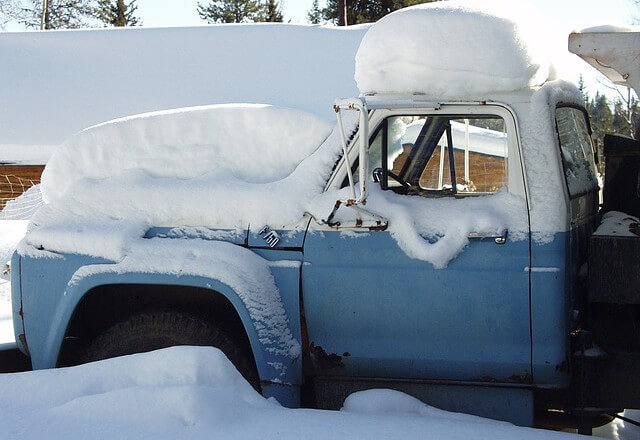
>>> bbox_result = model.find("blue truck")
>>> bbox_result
[8,27,640,435]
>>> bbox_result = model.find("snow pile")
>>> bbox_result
[355,1,551,97]
[343,389,505,426]
[0,346,585,440]
[26,106,356,242]
[0,185,44,220]
[67,238,301,359]
[580,25,638,33]
[594,211,640,237]
[0,277,12,345]
[0,220,26,345]
[0,220,28,266]
[42,104,332,202]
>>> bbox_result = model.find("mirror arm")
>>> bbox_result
[333,97,370,205]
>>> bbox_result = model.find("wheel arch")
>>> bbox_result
[50,272,276,381]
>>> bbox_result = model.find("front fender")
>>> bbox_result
[36,270,300,388]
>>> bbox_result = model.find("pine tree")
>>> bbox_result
[307,0,322,24]
[577,75,589,107]
[94,0,140,26]
[0,0,20,29]
[197,0,263,24]
[323,0,440,26]
[258,0,283,22]
[14,0,93,29]
[588,92,614,172]
[613,99,631,136]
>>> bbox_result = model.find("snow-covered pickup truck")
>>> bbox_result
[9,3,639,432]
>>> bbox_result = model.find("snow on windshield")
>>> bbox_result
[355,1,551,97]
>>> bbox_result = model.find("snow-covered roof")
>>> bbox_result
[355,1,551,98]
[0,24,367,158]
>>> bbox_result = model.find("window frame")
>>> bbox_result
[328,104,525,200]
[554,104,600,200]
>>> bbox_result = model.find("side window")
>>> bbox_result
[555,106,599,198]
[357,114,508,196]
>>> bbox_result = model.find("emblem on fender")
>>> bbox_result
[258,226,280,248]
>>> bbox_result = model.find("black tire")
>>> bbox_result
[82,311,260,391]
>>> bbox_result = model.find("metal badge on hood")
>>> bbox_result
[258,226,280,248]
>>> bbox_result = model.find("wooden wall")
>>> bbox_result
[392,147,507,193]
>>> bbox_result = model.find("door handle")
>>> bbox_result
[468,229,508,245]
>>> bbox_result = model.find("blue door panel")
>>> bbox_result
[530,235,568,386]
[302,230,531,382]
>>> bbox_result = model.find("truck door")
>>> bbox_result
[302,106,532,383]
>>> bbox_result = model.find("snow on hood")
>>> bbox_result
[41,104,333,203]
[0,346,585,440]
[355,1,551,97]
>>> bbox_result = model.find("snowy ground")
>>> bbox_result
[0,220,27,345]
[0,278,13,345]
[0,346,590,440]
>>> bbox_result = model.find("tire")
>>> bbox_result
[82,311,260,391]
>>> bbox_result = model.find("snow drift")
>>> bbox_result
[355,1,551,97]
[0,346,585,440]
[0,24,367,157]
[41,104,332,202]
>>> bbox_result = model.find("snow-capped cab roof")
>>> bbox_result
[355,1,551,98]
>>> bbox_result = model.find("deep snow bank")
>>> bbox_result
[355,1,551,97]
[0,346,585,440]
[0,24,366,152]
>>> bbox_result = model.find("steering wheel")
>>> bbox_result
[372,167,410,190]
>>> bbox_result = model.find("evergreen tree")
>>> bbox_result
[197,0,262,23]
[94,0,140,26]
[613,99,631,136]
[588,92,614,172]
[323,0,439,25]
[0,0,20,29]
[307,0,322,24]
[14,0,93,29]
[258,0,283,22]
[577,75,589,107]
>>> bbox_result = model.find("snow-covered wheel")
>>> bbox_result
[82,311,260,391]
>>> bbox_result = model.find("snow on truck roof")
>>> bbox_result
[355,1,552,98]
